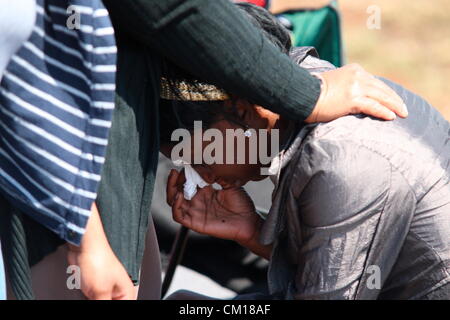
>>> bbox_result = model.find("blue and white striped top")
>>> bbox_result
[0,0,117,245]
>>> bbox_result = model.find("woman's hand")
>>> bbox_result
[66,203,136,300]
[306,63,408,123]
[166,169,261,245]
[66,243,136,300]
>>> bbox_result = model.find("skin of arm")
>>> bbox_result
[67,203,110,254]
[67,203,135,300]
[237,224,273,260]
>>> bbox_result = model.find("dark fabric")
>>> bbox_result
[103,0,321,120]
[0,196,33,300]
[0,193,65,300]
[0,0,116,300]
[420,283,450,300]
[0,0,117,245]
[95,40,161,283]
[2,7,162,291]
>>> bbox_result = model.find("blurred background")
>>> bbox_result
[340,0,450,120]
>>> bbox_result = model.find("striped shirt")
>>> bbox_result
[0,0,117,245]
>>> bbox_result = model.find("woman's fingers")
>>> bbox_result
[167,169,181,206]
[166,169,178,206]
[172,191,210,233]
[307,63,408,123]
[90,290,111,300]
[354,97,397,120]
[176,169,186,188]
[365,78,408,118]
[172,192,191,227]
[112,278,136,300]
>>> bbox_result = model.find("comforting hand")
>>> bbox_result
[166,169,262,245]
[66,203,135,300]
[306,63,408,123]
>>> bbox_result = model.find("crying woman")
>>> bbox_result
[161,3,450,300]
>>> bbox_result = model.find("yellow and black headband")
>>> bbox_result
[160,77,230,101]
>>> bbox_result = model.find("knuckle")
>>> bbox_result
[173,212,181,222]
[372,103,384,114]
[349,63,363,72]
[350,82,362,97]
[350,105,360,114]
[87,288,106,299]
[97,290,109,297]
[355,69,365,78]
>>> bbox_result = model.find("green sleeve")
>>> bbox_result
[103,0,321,120]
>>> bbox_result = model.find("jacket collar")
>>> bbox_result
[259,47,336,245]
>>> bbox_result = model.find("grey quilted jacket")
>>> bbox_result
[260,48,450,299]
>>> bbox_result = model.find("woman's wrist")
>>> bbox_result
[67,202,110,254]
[237,217,272,260]
[238,236,272,260]
[305,73,327,124]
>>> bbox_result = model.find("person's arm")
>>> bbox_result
[236,228,272,260]
[103,0,407,122]
[67,203,135,300]
[290,138,416,299]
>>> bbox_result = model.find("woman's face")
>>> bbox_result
[187,101,283,189]
[191,119,264,189]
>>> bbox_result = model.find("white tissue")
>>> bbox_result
[183,164,209,200]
